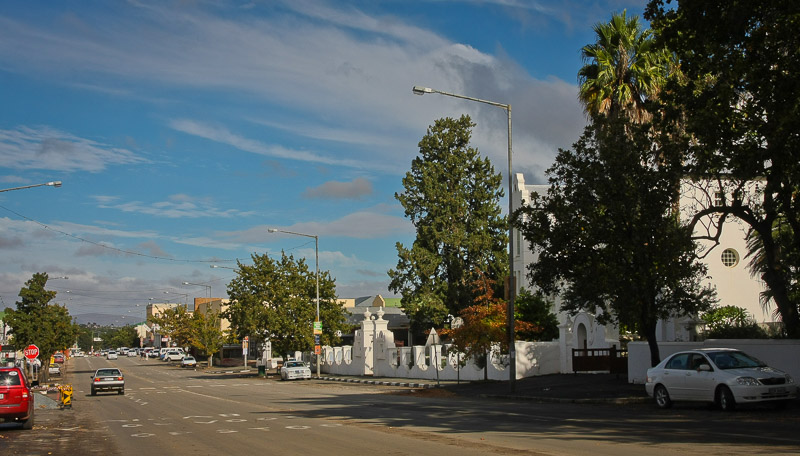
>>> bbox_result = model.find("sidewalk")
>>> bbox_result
[319,372,650,404]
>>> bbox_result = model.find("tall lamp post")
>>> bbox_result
[0,181,62,193]
[268,228,320,378]
[182,281,212,312]
[412,85,517,391]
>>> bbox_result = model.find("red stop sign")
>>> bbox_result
[24,344,40,360]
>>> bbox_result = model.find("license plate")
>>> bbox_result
[769,387,785,394]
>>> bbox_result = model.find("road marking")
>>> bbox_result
[195,420,219,424]
[226,419,247,423]
[217,429,238,434]
[131,433,155,438]
[286,425,311,430]
[123,424,143,428]
[184,415,212,419]
[249,427,270,431]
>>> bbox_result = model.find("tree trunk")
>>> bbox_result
[642,323,661,367]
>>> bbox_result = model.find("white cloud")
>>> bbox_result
[92,193,256,219]
[0,126,148,172]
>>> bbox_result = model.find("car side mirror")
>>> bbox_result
[698,364,711,372]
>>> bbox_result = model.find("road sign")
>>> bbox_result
[314,345,321,355]
[24,344,40,360]
[242,336,249,350]
[313,321,322,335]
[314,335,320,345]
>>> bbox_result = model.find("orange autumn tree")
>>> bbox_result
[441,271,536,380]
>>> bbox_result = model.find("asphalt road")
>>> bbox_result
[2,355,799,455]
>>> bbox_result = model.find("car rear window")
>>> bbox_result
[0,370,23,386]
[97,369,121,376]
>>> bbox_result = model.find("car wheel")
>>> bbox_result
[717,386,736,411]
[22,413,34,430]
[654,384,672,409]
[119,389,124,395]
[91,387,96,396]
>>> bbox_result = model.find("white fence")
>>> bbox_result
[322,340,560,381]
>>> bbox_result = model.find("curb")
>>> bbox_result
[320,376,439,389]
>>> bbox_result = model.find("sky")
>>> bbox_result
[0,0,646,324]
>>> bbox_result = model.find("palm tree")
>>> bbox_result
[578,10,668,123]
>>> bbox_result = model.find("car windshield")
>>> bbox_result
[287,362,304,368]
[706,351,766,369]
[97,369,121,377]
[0,370,22,386]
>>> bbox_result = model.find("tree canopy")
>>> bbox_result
[224,252,347,357]
[646,0,800,337]
[3,272,77,382]
[515,119,716,366]
[389,115,508,337]
[578,10,670,123]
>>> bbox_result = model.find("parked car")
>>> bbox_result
[280,360,312,381]
[127,349,137,357]
[106,350,118,360]
[180,356,197,368]
[48,365,62,376]
[164,350,185,362]
[0,366,35,429]
[52,353,65,364]
[645,348,797,411]
[147,349,160,358]
[90,368,125,395]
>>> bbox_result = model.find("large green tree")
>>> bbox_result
[190,311,225,367]
[224,252,347,358]
[149,305,193,348]
[389,115,508,337]
[646,0,800,337]
[578,10,669,123]
[3,272,77,382]
[515,119,716,366]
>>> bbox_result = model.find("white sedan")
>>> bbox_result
[646,348,797,411]
[280,361,312,381]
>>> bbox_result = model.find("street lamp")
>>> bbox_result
[163,291,189,307]
[268,227,320,378]
[182,281,211,299]
[0,181,62,193]
[412,85,517,391]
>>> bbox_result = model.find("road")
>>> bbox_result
[2,355,799,455]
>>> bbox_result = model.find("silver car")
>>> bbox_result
[90,368,125,395]
[646,348,797,410]
[280,360,312,381]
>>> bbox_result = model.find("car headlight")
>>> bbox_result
[786,375,794,384]
[736,377,760,386]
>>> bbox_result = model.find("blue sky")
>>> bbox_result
[0,0,645,322]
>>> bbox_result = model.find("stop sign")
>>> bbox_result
[24,344,40,360]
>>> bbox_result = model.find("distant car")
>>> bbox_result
[646,348,798,411]
[52,354,65,364]
[90,368,124,395]
[106,350,118,360]
[280,360,312,381]
[48,365,62,376]
[127,349,137,357]
[180,356,197,368]
[0,366,35,429]
[147,349,160,358]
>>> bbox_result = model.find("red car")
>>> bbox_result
[0,366,35,429]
